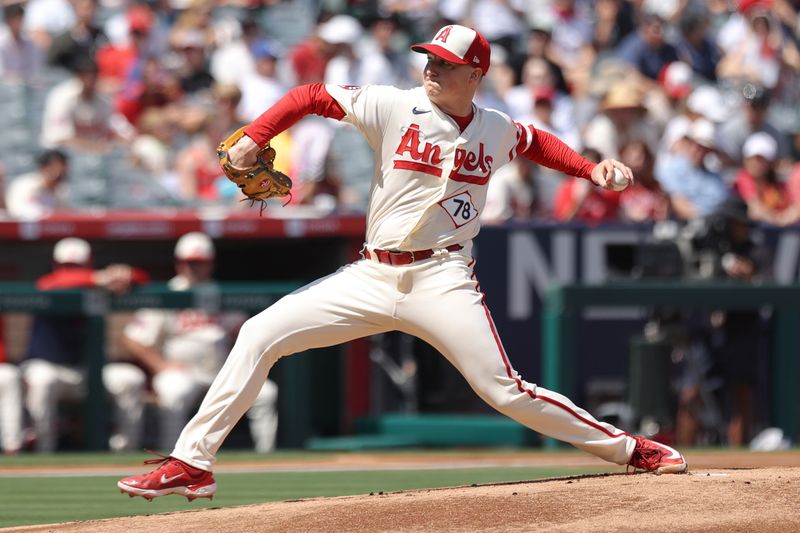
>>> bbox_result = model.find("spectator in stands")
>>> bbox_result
[439,0,526,54]
[173,105,229,204]
[285,115,335,206]
[505,57,576,136]
[321,15,396,87]
[786,154,800,216]
[4,149,68,220]
[734,132,796,225]
[516,87,581,211]
[22,0,75,50]
[207,83,246,148]
[102,0,167,61]
[377,0,438,41]
[591,0,636,53]
[20,237,150,452]
[115,56,182,129]
[362,15,413,89]
[510,23,569,96]
[129,107,177,184]
[659,83,730,165]
[39,56,117,152]
[674,8,720,83]
[539,0,594,73]
[482,160,533,224]
[615,11,679,81]
[121,232,278,452]
[583,80,659,160]
[95,4,154,93]
[654,61,694,122]
[171,27,215,96]
[46,0,108,73]
[209,17,261,87]
[655,118,730,220]
[288,16,336,85]
[553,147,621,223]
[618,140,670,222]
[237,39,286,122]
[0,2,44,83]
[716,1,788,90]
[169,0,214,49]
[522,87,581,150]
[718,83,790,166]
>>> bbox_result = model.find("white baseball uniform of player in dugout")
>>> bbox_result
[120,232,278,453]
[119,24,685,502]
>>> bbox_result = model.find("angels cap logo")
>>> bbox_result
[410,25,491,75]
[434,26,452,43]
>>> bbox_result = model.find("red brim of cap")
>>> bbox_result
[411,43,471,66]
[177,255,213,261]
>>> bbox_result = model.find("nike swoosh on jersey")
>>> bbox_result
[160,473,185,484]
[412,107,431,115]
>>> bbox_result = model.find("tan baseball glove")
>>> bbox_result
[217,126,292,212]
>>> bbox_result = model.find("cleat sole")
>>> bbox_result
[117,481,217,501]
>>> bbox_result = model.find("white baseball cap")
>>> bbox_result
[174,232,215,261]
[659,61,693,99]
[318,15,362,45]
[53,237,91,265]
[411,24,491,75]
[685,118,716,149]
[742,132,778,161]
[686,85,730,123]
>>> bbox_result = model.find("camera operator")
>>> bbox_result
[673,197,770,447]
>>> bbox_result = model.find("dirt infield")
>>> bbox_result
[5,451,800,533]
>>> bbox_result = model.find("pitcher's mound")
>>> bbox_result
[13,468,800,532]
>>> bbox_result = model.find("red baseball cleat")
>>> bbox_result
[627,436,688,474]
[118,453,216,501]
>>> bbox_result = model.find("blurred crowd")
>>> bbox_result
[0,0,799,221]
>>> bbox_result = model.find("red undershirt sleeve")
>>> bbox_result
[244,83,346,145]
[36,267,150,290]
[516,125,596,180]
[36,268,97,290]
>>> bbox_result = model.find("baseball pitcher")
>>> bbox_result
[119,25,686,501]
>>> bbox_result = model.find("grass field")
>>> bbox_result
[0,450,612,529]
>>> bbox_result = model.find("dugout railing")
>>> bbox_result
[542,281,800,447]
[0,282,303,450]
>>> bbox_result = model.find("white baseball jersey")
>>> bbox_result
[171,84,640,473]
[124,277,243,382]
[326,84,525,251]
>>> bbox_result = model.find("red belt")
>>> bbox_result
[363,244,463,266]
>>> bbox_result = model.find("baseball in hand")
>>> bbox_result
[608,168,631,192]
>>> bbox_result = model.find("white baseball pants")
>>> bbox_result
[21,359,145,452]
[173,250,636,470]
[0,363,23,453]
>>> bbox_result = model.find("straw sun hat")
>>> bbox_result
[600,82,646,112]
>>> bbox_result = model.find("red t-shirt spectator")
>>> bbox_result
[619,184,669,222]
[554,179,621,223]
[733,168,790,213]
[289,40,329,84]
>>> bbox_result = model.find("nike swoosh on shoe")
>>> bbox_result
[160,473,184,484]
